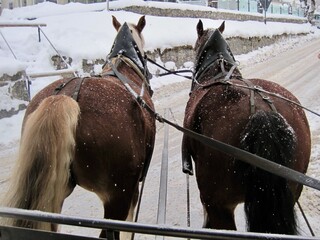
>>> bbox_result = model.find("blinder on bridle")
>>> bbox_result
[107,22,152,81]
[103,22,153,97]
[193,29,237,82]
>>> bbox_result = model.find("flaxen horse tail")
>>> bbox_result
[2,95,80,231]
[240,110,297,235]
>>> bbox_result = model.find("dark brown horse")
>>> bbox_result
[2,16,155,239]
[182,20,311,235]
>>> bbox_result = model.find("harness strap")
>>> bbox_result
[254,86,278,112]
[102,70,116,77]
[241,79,256,114]
[54,77,76,95]
[230,82,320,118]
[54,77,85,101]
[224,63,238,81]
[107,59,158,182]
[71,77,86,101]
[199,77,278,115]
[110,61,140,99]
[192,59,240,91]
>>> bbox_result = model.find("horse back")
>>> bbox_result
[26,76,156,192]
[183,77,310,177]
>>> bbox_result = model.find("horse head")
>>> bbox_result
[112,15,146,55]
[193,20,240,83]
[106,16,152,82]
[194,20,225,55]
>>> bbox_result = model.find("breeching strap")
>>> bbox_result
[227,81,320,118]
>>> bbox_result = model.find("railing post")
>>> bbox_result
[38,26,41,42]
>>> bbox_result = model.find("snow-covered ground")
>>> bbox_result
[0,1,320,239]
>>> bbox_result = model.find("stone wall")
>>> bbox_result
[50,33,306,77]
[144,33,304,69]
[120,6,306,24]
[0,71,28,119]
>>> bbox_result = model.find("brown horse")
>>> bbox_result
[182,20,311,235]
[2,15,155,239]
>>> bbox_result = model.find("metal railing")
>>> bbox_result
[0,207,319,240]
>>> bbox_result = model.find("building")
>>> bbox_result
[1,0,106,10]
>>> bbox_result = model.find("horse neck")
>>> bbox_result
[102,58,151,96]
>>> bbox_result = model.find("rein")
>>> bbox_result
[146,57,193,79]
[154,105,320,192]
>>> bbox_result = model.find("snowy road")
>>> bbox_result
[1,36,320,238]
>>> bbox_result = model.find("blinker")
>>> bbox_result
[108,22,146,73]
[194,29,236,80]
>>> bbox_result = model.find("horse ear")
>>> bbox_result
[218,21,225,33]
[136,15,146,33]
[197,19,204,37]
[112,15,121,31]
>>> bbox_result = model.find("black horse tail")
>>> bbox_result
[240,110,297,234]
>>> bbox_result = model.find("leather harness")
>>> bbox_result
[54,22,152,102]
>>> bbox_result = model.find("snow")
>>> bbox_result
[0,0,320,238]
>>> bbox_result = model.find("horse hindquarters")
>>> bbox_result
[240,110,297,235]
[3,95,80,231]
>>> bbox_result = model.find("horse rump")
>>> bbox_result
[239,110,298,234]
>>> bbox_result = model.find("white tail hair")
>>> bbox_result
[1,95,80,231]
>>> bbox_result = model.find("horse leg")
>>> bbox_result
[204,204,236,230]
[99,184,139,240]
[120,186,139,240]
